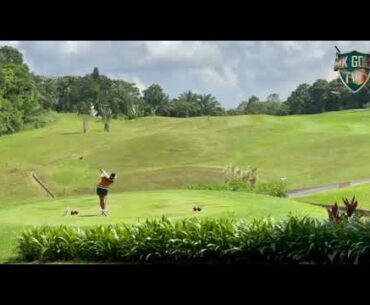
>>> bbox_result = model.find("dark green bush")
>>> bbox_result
[17,216,370,264]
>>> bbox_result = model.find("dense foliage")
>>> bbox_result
[0,46,45,135]
[17,215,370,264]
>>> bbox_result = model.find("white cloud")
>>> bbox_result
[273,41,304,54]
[144,41,222,65]
[199,65,239,88]
[63,41,91,54]
[0,41,20,47]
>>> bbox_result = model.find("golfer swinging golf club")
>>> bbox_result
[97,168,116,216]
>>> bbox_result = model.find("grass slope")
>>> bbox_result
[2,110,370,202]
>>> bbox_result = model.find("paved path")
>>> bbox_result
[288,177,370,198]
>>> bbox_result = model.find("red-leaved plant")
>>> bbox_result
[327,196,358,223]
[327,202,342,222]
[342,196,358,217]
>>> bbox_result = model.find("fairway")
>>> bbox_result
[0,189,327,262]
[2,110,370,203]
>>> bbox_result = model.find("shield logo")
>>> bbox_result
[334,50,370,93]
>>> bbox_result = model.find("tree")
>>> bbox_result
[262,101,283,115]
[92,67,100,82]
[108,80,142,119]
[266,93,280,103]
[175,91,204,117]
[178,90,199,104]
[160,91,201,117]
[143,84,169,116]
[326,78,347,111]
[53,76,81,112]
[285,84,311,114]
[248,96,260,105]
[226,109,242,116]
[275,103,290,116]
[236,101,249,113]
[0,97,23,134]
[0,61,40,134]
[244,102,267,114]
[33,75,58,109]
[163,99,195,117]
[198,94,223,115]
[0,46,23,65]
[307,79,330,113]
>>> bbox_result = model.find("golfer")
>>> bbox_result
[97,169,116,216]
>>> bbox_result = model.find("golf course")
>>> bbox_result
[1,109,370,262]
[2,109,370,202]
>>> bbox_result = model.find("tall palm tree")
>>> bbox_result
[198,94,222,115]
[178,90,199,103]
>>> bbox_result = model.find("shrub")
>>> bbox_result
[23,110,59,130]
[256,180,288,197]
[16,216,370,264]
[327,196,360,223]
[187,179,287,197]
[224,164,258,186]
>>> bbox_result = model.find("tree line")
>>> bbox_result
[34,70,226,119]
[1,45,370,136]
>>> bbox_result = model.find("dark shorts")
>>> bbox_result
[97,187,108,196]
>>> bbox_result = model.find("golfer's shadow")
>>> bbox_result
[79,214,100,217]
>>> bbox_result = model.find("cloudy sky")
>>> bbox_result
[1,41,369,109]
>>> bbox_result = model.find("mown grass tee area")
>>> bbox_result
[2,110,370,263]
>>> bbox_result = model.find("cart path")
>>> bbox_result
[288,177,370,198]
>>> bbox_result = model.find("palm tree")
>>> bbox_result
[178,91,199,103]
[198,94,221,115]
[177,91,201,116]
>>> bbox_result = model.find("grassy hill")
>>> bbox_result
[0,189,327,262]
[2,110,370,203]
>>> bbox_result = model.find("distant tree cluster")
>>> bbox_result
[35,74,225,120]
[2,45,370,136]
[233,79,370,116]
[234,94,289,116]
[283,78,370,114]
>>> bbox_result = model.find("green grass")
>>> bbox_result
[0,189,326,263]
[298,184,370,210]
[2,110,370,203]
